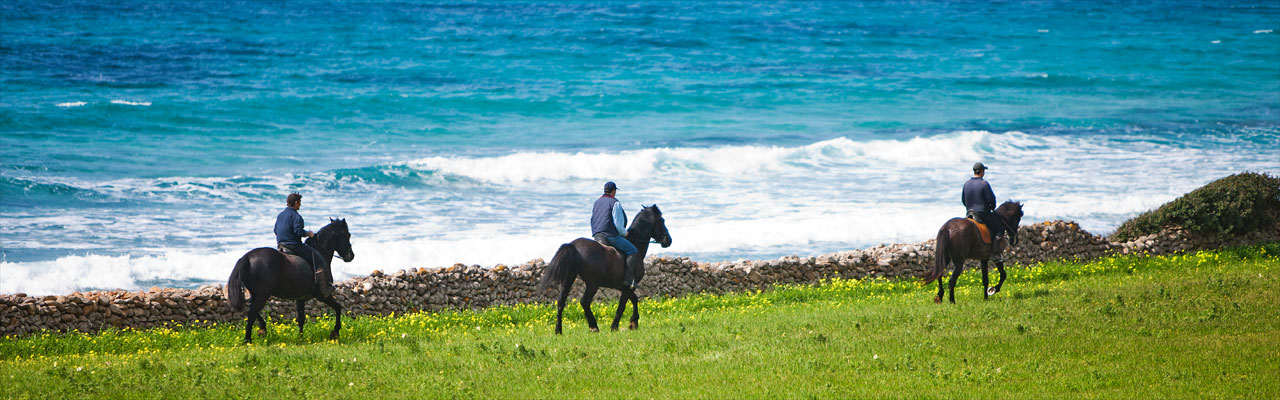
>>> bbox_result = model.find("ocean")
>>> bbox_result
[2,0,1277,295]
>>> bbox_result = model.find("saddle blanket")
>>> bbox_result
[967,217,992,244]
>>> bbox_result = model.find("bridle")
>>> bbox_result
[996,210,1018,246]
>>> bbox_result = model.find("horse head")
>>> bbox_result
[643,205,672,248]
[995,201,1024,246]
[314,218,355,263]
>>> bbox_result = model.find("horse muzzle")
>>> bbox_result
[341,252,355,263]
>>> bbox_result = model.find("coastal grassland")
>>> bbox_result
[2,245,1277,399]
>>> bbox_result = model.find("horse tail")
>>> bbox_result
[537,243,578,293]
[226,254,249,312]
[924,227,951,284]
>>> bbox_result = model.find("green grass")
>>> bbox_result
[3,245,1278,399]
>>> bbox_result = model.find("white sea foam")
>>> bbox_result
[56,101,87,108]
[1255,29,1273,34]
[0,189,1193,295]
[0,251,237,295]
[110,100,151,106]
[2,130,1277,294]
[405,132,991,184]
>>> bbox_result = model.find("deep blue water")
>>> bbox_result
[2,0,1277,294]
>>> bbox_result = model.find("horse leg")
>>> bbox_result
[935,256,949,304]
[982,260,991,300]
[316,296,343,340]
[610,289,627,331]
[627,289,640,330]
[295,300,307,336]
[581,283,599,332]
[256,311,268,336]
[244,296,269,344]
[935,262,946,304]
[554,277,573,335]
[992,261,1007,295]
[947,261,963,304]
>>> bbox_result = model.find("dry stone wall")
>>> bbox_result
[3,220,1277,337]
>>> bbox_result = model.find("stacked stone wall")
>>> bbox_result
[3,220,1277,337]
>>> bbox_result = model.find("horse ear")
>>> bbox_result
[330,217,336,222]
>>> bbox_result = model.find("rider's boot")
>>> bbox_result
[990,235,1006,263]
[316,271,335,297]
[622,254,640,290]
[315,261,336,297]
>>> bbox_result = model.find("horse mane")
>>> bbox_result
[996,201,1023,218]
[626,205,661,238]
[306,218,346,247]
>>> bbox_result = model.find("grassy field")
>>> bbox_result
[2,245,1277,399]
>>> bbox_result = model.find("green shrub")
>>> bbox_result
[1112,172,1280,241]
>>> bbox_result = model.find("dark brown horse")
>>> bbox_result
[226,218,355,343]
[924,201,1024,303]
[537,205,672,334]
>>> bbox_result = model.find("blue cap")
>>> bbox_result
[604,181,617,192]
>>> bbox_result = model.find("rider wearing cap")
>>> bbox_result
[963,163,1006,262]
[592,181,640,289]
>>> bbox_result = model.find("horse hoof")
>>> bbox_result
[589,327,599,333]
[329,332,340,340]
[933,296,942,304]
[987,287,998,296]
[628,322,638,330]
[610,325,619,331]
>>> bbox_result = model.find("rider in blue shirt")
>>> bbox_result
[591,181,639,289]
[962,163,1005,262]
[274,192,335,297]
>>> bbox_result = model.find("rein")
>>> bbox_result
[998,217,1016,246]
[995,208,1019,246]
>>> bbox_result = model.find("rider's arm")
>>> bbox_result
[291,212,308,240]
[612,202,627,235]
[984,183,996,211]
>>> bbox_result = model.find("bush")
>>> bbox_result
[1112,172,1280,241]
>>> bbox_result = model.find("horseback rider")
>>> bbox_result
[591,181,640,290]
[275,192,335,297]
[962,163,1006,262]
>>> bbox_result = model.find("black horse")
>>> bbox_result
[537,205,672,334]
[924,201,1024,303]
[226,218,355,343]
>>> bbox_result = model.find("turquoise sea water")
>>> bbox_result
[2,1,1278,294]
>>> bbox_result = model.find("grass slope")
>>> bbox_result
[2,245,1277,399]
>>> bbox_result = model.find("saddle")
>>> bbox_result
[278,244,316,275]
[966,216,993,244]
[591,233,626,262]
[592,233,613,249]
